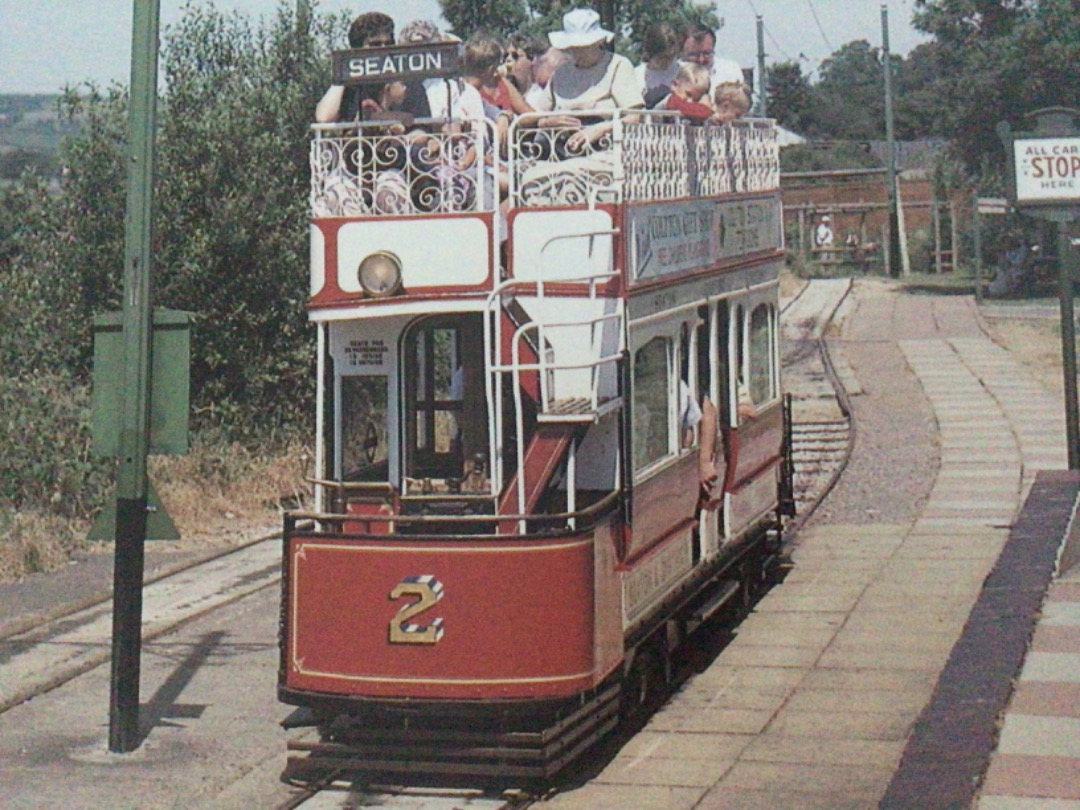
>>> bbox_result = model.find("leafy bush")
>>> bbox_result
[0,374,111,517]
[1,2,341,436]
[0,2,341,546]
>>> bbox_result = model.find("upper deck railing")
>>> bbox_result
[311,118,499,218]
[310,111,778,219]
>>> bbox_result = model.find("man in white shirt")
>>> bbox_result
[681,23,750,111]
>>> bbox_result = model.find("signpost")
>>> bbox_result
[973,197,1010,303]
[999,108,1080,469]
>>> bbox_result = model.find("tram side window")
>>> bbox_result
[340,376,389,479]
[748,303,776,405]
[633,337,671,472]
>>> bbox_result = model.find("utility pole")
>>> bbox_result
[756,16,767,118]
[882,4,901,278]
[108,0,160,753]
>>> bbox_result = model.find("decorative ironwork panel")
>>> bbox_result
[623,119,689,202]
[507,112,778,209]
[310,119,496,218]
[312,115,779,216]
[508,115,621,208]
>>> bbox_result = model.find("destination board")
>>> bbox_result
[628,196,782,282]
[332,42,461,85]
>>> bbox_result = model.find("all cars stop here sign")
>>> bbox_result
[1014,137,1080,205]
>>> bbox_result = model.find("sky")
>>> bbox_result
[1,0,930,95]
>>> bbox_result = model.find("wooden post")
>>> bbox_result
[1058,220,1079,469]
[882,223,891,276]
[797,209,807,264]
[973,195,984,303]
[933,201,942,274]
[950,200,959,272]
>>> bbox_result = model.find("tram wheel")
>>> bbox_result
[620,642,665,723]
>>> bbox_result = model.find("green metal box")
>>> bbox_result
[92,309,191,457]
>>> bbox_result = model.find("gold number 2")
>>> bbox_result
[389,575,445,644]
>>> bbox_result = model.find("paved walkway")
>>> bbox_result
[541,282,1076,809]
[977,565,1080,808]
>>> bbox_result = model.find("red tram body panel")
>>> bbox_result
[279,45,791,782]
[284,533,606,700]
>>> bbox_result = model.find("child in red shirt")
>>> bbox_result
[661,62,714,122]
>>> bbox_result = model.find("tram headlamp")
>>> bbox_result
[357,251,403,298]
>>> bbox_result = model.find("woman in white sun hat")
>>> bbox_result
[538,7,643,152]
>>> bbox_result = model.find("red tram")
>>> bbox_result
[280,45,793,783]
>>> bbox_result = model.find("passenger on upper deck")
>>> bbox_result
[660,62,714,123]
[314,13,438,128]
[535,8,643,153]
[713,79,752,124]
[516,9,644,204]
[397,20,482,123]
[512,36,564,113]
[462,33,533,118]
[681,21,750,116]
[634,22,683,108]
[315,12,400,124]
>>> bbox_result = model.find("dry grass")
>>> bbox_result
[148,439,312,551]
[982,315,1067,396]
[0,511,87,581]
[0,440,312,584]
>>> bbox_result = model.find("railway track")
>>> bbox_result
[780,277,856,532]
[277,781,534,810]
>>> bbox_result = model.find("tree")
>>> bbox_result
[0,1,342,436]
[439,0,529,39]
[437,0,719,60]
[810,40,888,140]
[913,0,1028,46]
[893,42,952,140]
[765,61,814,133]
[912,0,1080,174]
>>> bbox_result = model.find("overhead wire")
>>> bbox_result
[738,0,803,67]
[804,0,834,53]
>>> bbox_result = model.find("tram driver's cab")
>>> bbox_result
[400,315,490,497]
[326,312,497,524]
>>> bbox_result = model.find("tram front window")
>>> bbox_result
[341,375,389,479]
[404,315,489,494]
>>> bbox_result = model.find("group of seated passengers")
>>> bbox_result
[636,20,751,125]
[313,9,751,212]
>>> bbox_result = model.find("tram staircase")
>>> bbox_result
[486,233,625,527]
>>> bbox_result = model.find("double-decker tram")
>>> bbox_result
[280,41,793,784]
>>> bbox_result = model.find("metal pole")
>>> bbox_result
[882,5,900,278]
[109,0,160,754]
[756,16,767,118]
[973,195,984,304]
[1059,220,1080,469]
